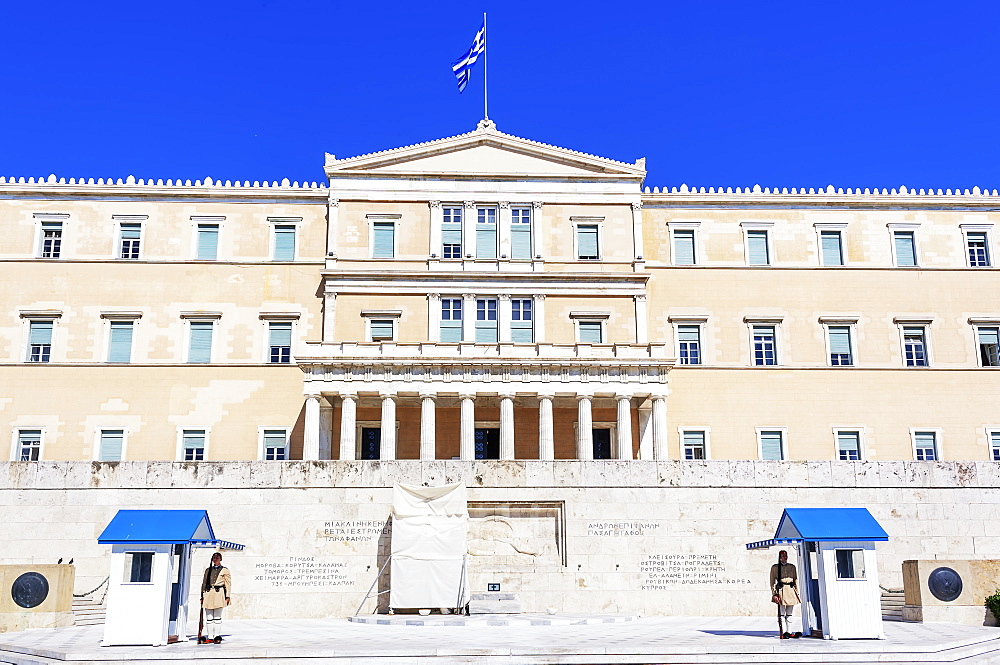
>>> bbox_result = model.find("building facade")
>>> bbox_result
[3,119,1000,465]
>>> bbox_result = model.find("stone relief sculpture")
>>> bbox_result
[467,516,549,558]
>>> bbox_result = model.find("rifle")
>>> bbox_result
[198,603,204,642]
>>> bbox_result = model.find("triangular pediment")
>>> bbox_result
[325,120,645,181]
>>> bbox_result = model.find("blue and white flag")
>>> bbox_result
[452,21,485,93]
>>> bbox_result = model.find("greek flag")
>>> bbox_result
[452,21,485,93]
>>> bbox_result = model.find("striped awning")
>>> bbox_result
[192,539,245,551]
[746,538,800,550]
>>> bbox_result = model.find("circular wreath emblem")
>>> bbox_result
[927,566,963,602]
[11,572,49,609]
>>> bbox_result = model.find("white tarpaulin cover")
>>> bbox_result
[389,482,469,609]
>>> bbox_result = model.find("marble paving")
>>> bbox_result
[1,616,999,664]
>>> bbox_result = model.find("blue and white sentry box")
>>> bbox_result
[747,508,889,640]
[97,510,243,647]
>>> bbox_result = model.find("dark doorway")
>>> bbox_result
[474,428,500,459]
[593,429,612,459]
[360,427,381,460]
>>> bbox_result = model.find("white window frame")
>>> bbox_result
[101,312,142,364]
[269,217,301,261]
[11,427,45,462]
[440,204,464,260]
[670,316,707,366]
[832,427,865,461]
[509,205,534,261]
[20,310,62,364]
[571,217,604,261]
[367,214,400,259]
[985,427,1000,462]
[570,311,610,344]
[177,427,210,462]
[356,420,399,460]
[113,216,147,261]
[960,224,993,268]
[258,427,290,461]
[509,297,535,343]
[814,223,848,267]
[970,318,1000,368]
[910,428,942,462]
[678,427,711,460]
[820,317,859,367]
[741,222,775,266]
[94,427,129,462]
[756,427,789,461]
[191,216,224,261]
[667,221,701,266]
[180,312,221,364]
[362,310,401,342]
[895,318,932,368]
[33,213,69,259]
[888,223,921,267]
[746,317,782,367]
[260,313,300,364]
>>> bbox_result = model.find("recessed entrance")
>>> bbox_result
[474,428,500,460]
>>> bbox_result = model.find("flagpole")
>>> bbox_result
[483,12,488,120]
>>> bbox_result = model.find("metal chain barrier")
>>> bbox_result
[73,576,110,598]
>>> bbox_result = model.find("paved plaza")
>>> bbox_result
[1,616,1000,664]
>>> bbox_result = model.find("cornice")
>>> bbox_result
[0,175,328,201]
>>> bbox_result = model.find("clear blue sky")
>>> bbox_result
[3,0,999,190]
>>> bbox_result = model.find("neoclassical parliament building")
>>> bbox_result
[4,120,1000,466]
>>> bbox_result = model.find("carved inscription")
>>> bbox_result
[587,521,660,537]
[249,557,352,591]
[323,520,387,542]
[640,553,753,590]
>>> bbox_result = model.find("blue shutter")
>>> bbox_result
[894,232,916,266]
[270,322,292,347]
[372,222,395,258]
[99,430,124,461]
[476,209,497,259]
[29,320,53,345]
[108,321,133,363]
[370,319,394,341]
[838,432,860,459]
[578,321,603,344]
[183,430,205,451]
[510,299,533,342]
[821,231,843,266]
[828,326,851,354]
[673,230,695,265]
[577,225,599,259]
[511,208,532,259]
[683,431,705,459]
[197,224,219,260]
[979,327,999,346]
[747,231,769,265]
[120,224,141,239]
[188,321,213,363]
[475,299,498,343]
[914,432,936,460]
[677,325,699,342]
[760,431,783,460]
[274,225,296,261]
[440,299,463,343]
[442,228,463,245]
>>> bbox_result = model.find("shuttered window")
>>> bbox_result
[182,429,205,461]
[683,431,706,460]
[269,322,292,363]
[828,326,853,366]
[967,232,990,267]
[990,431,1000,461]
[760,430,785,460]
[914,431,937,461]
[273,224,296,261]
[475,299,498,343]
[820,231,843,266]
[752,325,777,366]
[197,224,219,260]
[837,431,861,460]
[578,321,603,344]
[903,327,928,366]
[511,208,532,259]
[511,299,533,343]
[119,224,141,260]
[978,327,1000,367]
[370,319,394,341]
[442,207,463,259]
[188,321,213,363]
[40,222,62,258]
[577,225,599,260]
[263,430,287,461]
[747,230,770,265]
[894,231,917,266]
[476,207,497,259]
[18,430,41,461]
[28,320,53,363]
[673,229,695,265]
[99,429,124,461]
[372,222,395,258]
[108,321,134,363]
[677,325,701,365]
[440,299,463,343]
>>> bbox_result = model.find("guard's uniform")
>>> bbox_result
[201,564,231,642]
[769,560,800,636]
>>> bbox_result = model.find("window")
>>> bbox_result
[836,431,861,461]
[27,320,53,363]
[759,430,786,460]
[475,298,498,343]
[677,325,701,365]
[914,431,938,461]
[372,221,395,259]
[17,429,41,461]
[672,229,696,265]
[578,320,604,344]
[182,429,206,461]
[592,429,613,460]
[40,221,63,258]
[124,552,153,583]
[187,321,214,363]
[752,325,777,366]
[511,207,532,259]
[835,549,866,580]
[511,299,533,343]
[820,230,844,266]
[108,321,134,363]
[682,430,707,460]
[369,319,394,342]
[476,207,497,259]
[98,429,124,461]
[119,223,141,260]
[978,327,1000,367]
[827,326,853,366]
[272,224,296,261]
[268,322,292,363]
[440,298,463,343]
[576,224,600,260]
[746,230,770,266]
[903,326,928,367]
[262,429,288,460]
[966,231,990,267]
[893,231,918,267]
[474,427,500,460]
[196,224,219,260]
[990,431,1000,461]
[442,206,463,259]
[359,426,381,460]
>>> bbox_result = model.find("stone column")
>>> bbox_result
[462,293,476,343]
[538,394,554,461]
[634,294,648,345]
[380,394,396,461]
[531,201,544,260]
[638,401,653,460]
[326,198,339,260]
[631,201,644,260]
[533,294,546,343]
[339,393,357,460]
[303,394,321,460]
[427,293,441,342]
[322,289,337,342]
[319,398,333,460]
[616,394,633,460]
[460,394,476,460]
[462,200,476,260]
[420,393,436,460]
[576,395,594,461]
[428,200,442,258]
[499,393,515,460]
[498,294,512,343]
[498,201,511,260]
[652,395,667,460]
